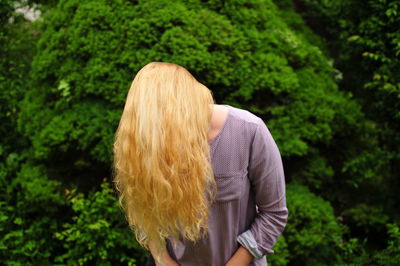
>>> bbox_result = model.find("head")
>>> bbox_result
[112,61,217,262]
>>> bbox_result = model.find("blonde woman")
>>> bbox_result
[112,62,288,266]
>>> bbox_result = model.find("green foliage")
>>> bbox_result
[297,0,400,251]
[283,176,400,265]
[336,237,373,265]
[17,1,368,229]
[270,1,388,199]
[19,0,361,163]
[0,153,147,265]
[335,223,400,265]
[0,5,39,160]
[374,223,400,265]
[341,204,389,234]
[347,0,400,134]
[27,100,117,164]
[0,157,67,264]
[284,183,344,264]
[300,0,400,124]
[267,235,290,266]
[0,1,14,25]
[54,181,146,265]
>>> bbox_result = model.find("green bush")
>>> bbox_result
[300,0,400,132]
[18,0,363,187]
[296,0,400,253]
[0,154,147,265]
[0,158,67,264]
[336,223,400,265]
[267,235,290,266]
[374,223,400,265]
[54,181,146,265]
[284,183,344,264]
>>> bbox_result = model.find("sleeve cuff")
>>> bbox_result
[237,230,270,260]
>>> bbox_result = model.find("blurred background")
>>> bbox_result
[1,0,399,265]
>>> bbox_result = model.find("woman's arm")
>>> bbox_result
[225,245,254,266]
[235,118,288,261]
[149,241,179,266]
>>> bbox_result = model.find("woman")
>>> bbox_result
[112,62,288,266]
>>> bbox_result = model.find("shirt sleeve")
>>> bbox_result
[236,117,288,259]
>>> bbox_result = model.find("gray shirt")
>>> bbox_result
[166,104,288,266]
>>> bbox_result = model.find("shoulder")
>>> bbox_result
[227,105,263,129]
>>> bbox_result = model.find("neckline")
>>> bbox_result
[208,104,231,145]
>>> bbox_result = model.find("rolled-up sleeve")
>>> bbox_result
[237,117,288,259]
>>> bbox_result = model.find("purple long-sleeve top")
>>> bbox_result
[166,104,288,266]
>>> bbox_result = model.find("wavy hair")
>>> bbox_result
[112,62,217,263]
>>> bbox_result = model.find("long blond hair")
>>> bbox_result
[112,62,217,263]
